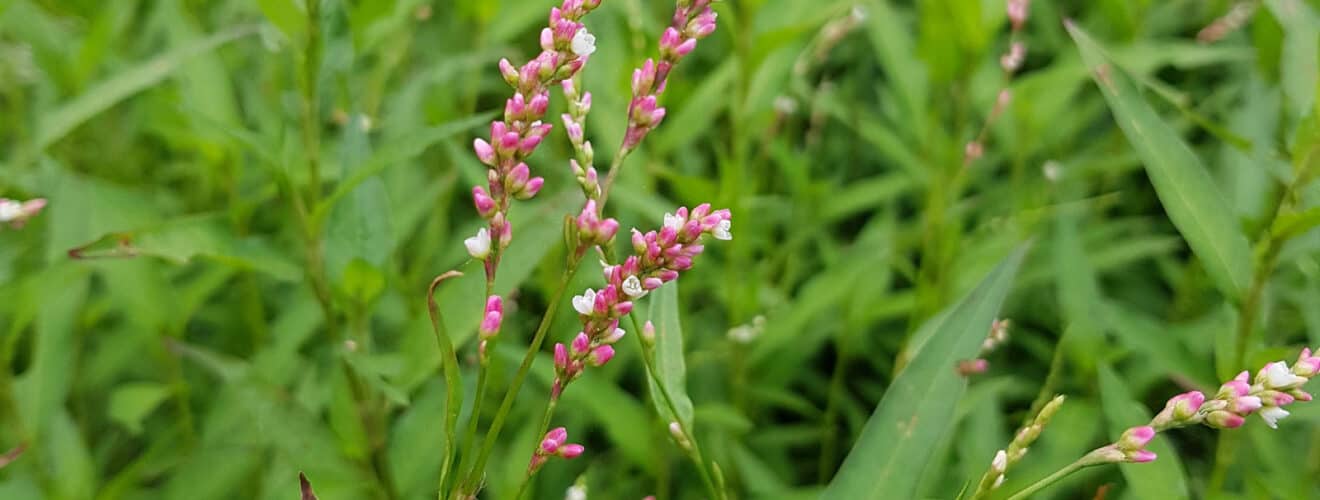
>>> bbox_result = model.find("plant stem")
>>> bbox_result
[513,396,561,499]
[1005,459,1087,500]
[630,316,727,500]
[428,272,465,500]
[456,259,582,495]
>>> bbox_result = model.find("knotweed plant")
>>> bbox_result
[427,0,729,498]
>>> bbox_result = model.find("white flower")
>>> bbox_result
[464,228,491,259]
[0,200,22,222]
[712,219,732,240]
[727,325,757,344]
[662,212,683,230]
[991,449,1007,472]
[1264,361,1307,389]
[565,484,587,500]
[992,474,1005,489]
[1260,406,1290,429]
[571,28,596,56]
[622,275,647,298]
[572,288,597,315]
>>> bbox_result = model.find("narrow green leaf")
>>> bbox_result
[1068,23,1253,301]
[1096,364,1191,500]
[36,24,258,150]
[1264,0,1319,121]
[822,245,1027,500]
[646,282,695,428]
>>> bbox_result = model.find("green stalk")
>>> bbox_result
[428,272,465,500]
[512,396,561,499]
[455,259,582,496]
[1005,459,1088,500]
[630,315,727,500]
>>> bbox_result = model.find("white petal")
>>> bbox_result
[622,275,646,298]
[712,219,732,240]
[571,28,596,56]
[1260,406,1290,429]
[663,213,682,230]
[572,289,596,315]
[1265,362,1305,388]
[464,228,491,259]
[991,449,1007,471]
[0,200,21,222]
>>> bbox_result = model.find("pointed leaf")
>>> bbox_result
[822,245,1027,500]
[1068,23,1253,301]
[646,282,694,428]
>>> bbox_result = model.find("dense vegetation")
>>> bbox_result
[2,0,1319,499]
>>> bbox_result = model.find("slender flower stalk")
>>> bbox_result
[1006,349,1320,499]
[970,395,1064,499]
[965,0,1029,165]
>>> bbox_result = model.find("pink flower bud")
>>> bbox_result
[554,343,569,370]
[1218,372,1251,398]
[499,131,521,153]
[1129,450,1157,463]
[613,300,633,316]
[519,177,544,200]
[540,27,555,51]
[505,93,526,121]
[957,359,989,376]
[479,310,502,340]
[499,58,519,86]
[559,443,584,459]
[508,163,530,191]
[541,438,560,454]
[472,186,497,218]
[964,141,984,164]
[1117,426,1155,450]
[675,38,697,57]
[572,332,591,355]
[590,345,614,366]
[1231,395,1262,414]
[473,138,496,165]
[546,427,567,445]
[598,218,619,241]
[1295,347,1320,377]
[643,277,663,290]
[529,92,550,116]
[687,7,718,38]
[1206,411,1245,429]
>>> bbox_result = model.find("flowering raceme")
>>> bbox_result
[433,0,730,498]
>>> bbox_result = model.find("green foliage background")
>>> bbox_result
[2,0,1319,499]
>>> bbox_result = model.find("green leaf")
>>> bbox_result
[1096,364,1191,500]
[1264,0,1319,122]
[107,382,172,435]
[646,282,695,428]
[325,115,393,289]
[821,245,1027,500]
[256,0,307,42]
[1068,22,1254,302]
[35,24,258,150]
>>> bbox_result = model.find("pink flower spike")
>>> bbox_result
[559,444,584,459]
[1131,450,1157,463]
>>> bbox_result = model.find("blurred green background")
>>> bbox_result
[2,0,1320,499]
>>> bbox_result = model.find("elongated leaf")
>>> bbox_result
[1265,0,1319,121]
[324,115,393,288]
[36,24,257,150]
[822,245,1027,500]
[646,282,695,428]
[1068,23,1253,301]
[1097,364,1191,500]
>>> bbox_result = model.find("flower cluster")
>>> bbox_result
[1078,349,1320,468]
[965,0,1029,165]
[0,197,46,228]
[1152,351,1319,431]
[552,205,732,396]
[468,0,604,274]
[528,427,584,474]
[623,1,719,150]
